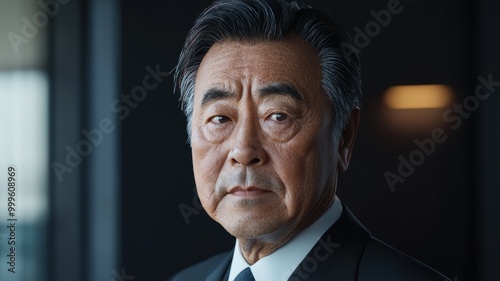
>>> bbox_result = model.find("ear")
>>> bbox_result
[337,108,360,174]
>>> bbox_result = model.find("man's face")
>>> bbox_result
[191,35,345,240]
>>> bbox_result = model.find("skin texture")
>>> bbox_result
[191,34,359,265]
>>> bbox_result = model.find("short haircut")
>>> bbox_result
[174,0,362,140]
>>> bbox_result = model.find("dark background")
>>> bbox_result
[39,0,499,280]
[119,0,497,280]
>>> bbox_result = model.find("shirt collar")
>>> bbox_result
[228,195,343,281]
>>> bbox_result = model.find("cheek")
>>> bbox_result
[271,146,314,200]
[191,130,227,211]
[271,128,335,207]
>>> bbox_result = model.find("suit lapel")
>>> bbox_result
[289,205,371,281]
[206,250,233,281]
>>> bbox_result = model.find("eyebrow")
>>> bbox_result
[201,88,234,106]
[200,82,304,107]
[258,83,304,102]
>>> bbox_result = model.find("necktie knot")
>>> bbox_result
[234,267,255,281]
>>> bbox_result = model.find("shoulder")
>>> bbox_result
[358,237,451,281]
[167,251,232,281]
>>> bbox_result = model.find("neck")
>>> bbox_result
[237,194,335,265]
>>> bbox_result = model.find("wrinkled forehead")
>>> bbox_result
[195,35,323,101]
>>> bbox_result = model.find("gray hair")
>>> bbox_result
[174,0,362,141]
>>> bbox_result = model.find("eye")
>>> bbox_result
[269,112,289,122]
[210,115,230,124]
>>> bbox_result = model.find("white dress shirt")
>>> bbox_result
[228,195,343,281]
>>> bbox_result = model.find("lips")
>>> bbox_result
[228,186,272,196]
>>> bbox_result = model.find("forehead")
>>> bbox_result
[195,35,323,98]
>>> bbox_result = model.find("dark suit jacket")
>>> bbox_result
[169,205,451,281]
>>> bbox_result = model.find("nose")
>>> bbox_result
[228,118,267,166]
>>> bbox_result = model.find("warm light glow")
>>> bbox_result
[384,85,453,109]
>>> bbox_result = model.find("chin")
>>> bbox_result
[218,215,290,241]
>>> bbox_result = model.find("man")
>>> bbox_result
[170,0,451,280]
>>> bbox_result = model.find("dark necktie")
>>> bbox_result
[234,267,255,281]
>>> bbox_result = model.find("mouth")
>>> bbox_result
[228,186,272,197]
